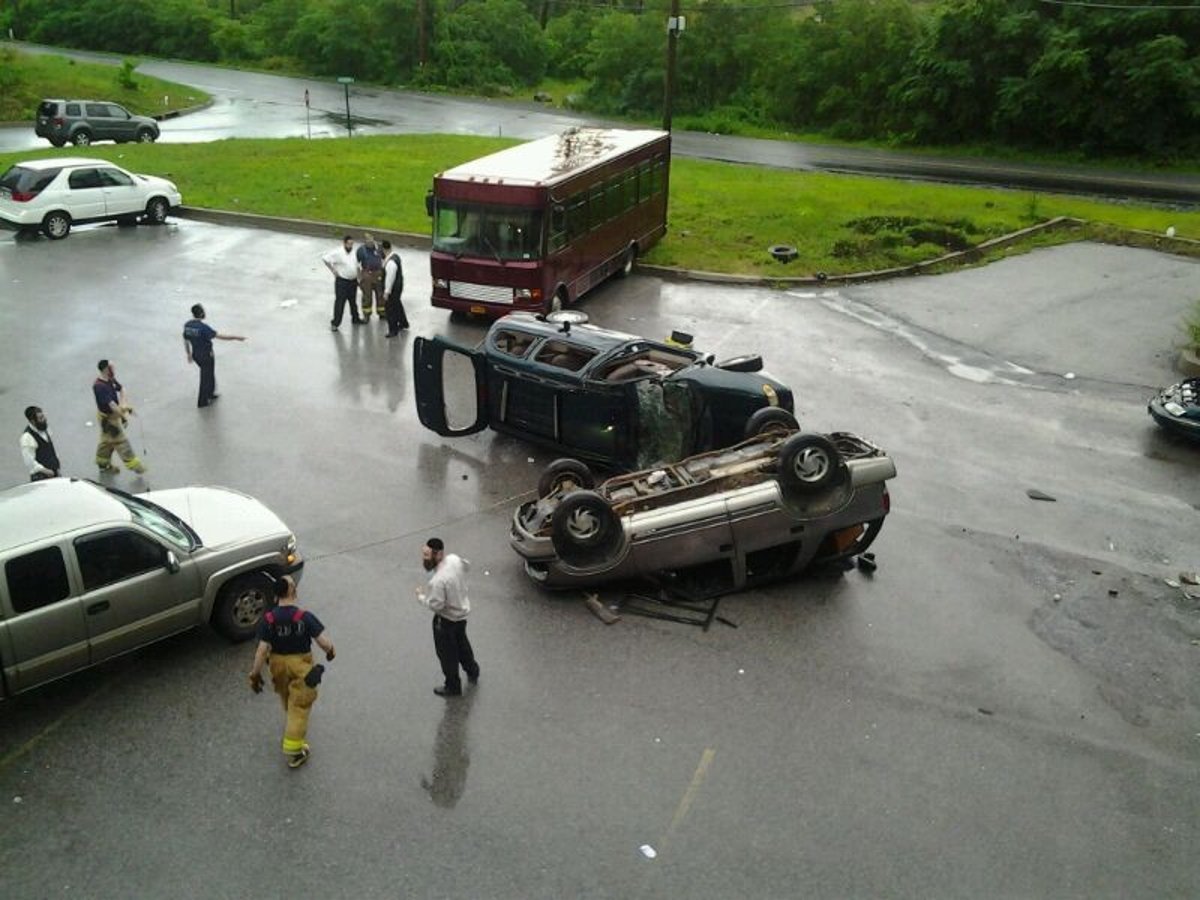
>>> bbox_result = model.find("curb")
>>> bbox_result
[638,216,1087,287]
[172,209,1199,287]
[175,206,433,250]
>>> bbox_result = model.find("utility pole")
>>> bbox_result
[417,0,429,67]
[662,0,684,132]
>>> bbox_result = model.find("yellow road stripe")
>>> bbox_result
[0,680,116,775]
[660,747,716,853]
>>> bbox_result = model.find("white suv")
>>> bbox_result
[0,157,182,239]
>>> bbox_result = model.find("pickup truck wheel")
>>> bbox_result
[538,458,594,498]
[744,407,798,439]
[213,573,275,642]
[779,433,844,495]
[552,490,622,566]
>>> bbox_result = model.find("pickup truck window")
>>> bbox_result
[75,530,167,592]
[6,546,71,614]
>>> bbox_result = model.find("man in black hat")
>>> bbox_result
[19,406,60,481]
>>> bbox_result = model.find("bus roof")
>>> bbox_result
[437,128,669,189]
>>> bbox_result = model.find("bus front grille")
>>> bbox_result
[451,282,514,305]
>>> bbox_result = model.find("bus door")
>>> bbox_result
[413,337,490,436]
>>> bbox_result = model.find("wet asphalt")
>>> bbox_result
[0,220,1198,899]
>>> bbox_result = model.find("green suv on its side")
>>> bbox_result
[0,478,304,699]
[36,99,161,147]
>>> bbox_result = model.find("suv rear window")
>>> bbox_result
[0,165,61,195]
[38,101,59,117]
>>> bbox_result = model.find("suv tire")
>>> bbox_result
[136,127,157,143]
[551,490,623,567]
[744,407,798,438]
[42,211,72,240]
[213,572,275,642]
[144,197,170,224]
[71,130,93,147]
[538,458,594,498]
[49,138,66,148]
[778,433,844,495]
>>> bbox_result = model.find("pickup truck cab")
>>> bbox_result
[0,479,303,699]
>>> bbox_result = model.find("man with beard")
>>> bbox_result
[415,538,480,697]
[381,239,409,337]
[19,406,60,481]
[322,234,364,331]
[92,359,145,475]
[183,303,246,408]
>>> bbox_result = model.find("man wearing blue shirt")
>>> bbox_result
[183,304,246,408]
[92,359,145,475]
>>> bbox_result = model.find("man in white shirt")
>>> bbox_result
[20,405,60,481]
[322,234,364,331]
[416,537,481,697]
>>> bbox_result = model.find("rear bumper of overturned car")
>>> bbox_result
[1148,399,1200,441]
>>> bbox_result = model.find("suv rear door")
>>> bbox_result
[66,167,107,220]
[0,544,90,694]
[413,337,490,436]
[98,166,142,216]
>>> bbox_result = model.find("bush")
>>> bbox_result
[116,59,139,91]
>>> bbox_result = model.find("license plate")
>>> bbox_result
[470,305,485,315]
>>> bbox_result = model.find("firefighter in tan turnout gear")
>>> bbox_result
[248,576,336,769]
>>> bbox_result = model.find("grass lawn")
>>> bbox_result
[1,135,1196,276]
[0,48,211,120]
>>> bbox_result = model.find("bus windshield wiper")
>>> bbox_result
[483,235,504,265]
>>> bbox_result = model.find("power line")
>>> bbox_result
[1038,0,1200,9]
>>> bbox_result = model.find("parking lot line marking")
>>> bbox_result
[660,747,716,853]
[0,681,116,775]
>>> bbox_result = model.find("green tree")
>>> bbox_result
[429,0,549,89]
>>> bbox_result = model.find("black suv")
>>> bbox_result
[35,99,160,147]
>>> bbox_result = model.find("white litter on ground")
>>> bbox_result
[639,844,657,859]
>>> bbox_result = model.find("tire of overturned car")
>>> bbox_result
[779,433,845,495]
[538,458,595,498]
[744,407,799,438]
[551,490,624,567]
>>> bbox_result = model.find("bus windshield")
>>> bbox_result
[433,202,543,261]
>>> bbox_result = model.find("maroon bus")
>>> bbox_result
[428,127,670,319]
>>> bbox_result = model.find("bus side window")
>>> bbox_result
[623,171,637,212]
[550,204,567,252]
[606,178,622,221]
[567,195,587,241]
[651,158,666,196]
[638,162,653,204]
[589,186,605,229]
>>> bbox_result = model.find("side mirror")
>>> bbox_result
[165,550,180,574]
[425,191,434,217]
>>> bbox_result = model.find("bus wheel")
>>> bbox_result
[545,288,567,315]
[619,244,637,278]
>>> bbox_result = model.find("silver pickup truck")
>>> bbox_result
[0,478,303,699]
[511,430,896,591]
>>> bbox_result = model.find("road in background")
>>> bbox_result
[3,43,1199,205]
[0,217,1196,898]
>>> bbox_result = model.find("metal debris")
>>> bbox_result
[1026,489,1057,502]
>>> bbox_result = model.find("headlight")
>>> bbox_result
[434,278,449,289]
[1164,401,1186,416]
